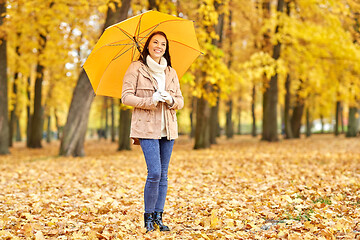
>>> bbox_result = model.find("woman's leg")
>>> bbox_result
[140,139,161,213]
[154,137,174,212]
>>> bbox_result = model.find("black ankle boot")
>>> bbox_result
[144,213,155,232]
[154,211,170,231]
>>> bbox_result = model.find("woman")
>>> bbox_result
[121,31,184,232]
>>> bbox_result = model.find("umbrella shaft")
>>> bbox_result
[133,37,142,53]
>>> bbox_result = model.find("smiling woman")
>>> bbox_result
[148,35,167,63]
[139,31,172,67]
[121,31,184,233]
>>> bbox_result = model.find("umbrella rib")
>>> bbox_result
[136,36,203,55]
[134,14,187,44]
[137,19,188,38]
[132,45,137,62]
[111,18,198,54]
[136,19,198,50]
[114,26,134,42]
[114,26,143,54]
[85,40,133,60]
[137,23,160,44]
[168,39,204,54]
[96,44,135,93]
[113,44,135,61]
[107,43,133,46]
[135,12,144,42]
[87,24,138,58]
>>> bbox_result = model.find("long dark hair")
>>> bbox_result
[139,31,172,67]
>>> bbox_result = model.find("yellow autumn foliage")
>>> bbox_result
[2,0,360,134]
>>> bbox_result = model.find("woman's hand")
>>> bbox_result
[153,91,165,105]
[160,91,174,106]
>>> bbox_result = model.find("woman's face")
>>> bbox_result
[148,34,167,63]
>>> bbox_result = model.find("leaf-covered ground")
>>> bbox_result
[0,135,359,239]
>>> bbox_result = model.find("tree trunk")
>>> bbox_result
[0,1,9,154]
[26,77,31,146]
[208,2,224,144]
[46,115,51,143]
[262,0,283,142]
[290,79,304,138]
[148,0,158,10]
[16,118,21,141]
[334,101,340,136]
[60,70,95,156]
[291,101,304,138]
[340,104,345,134]
[320,114,325,133]
[280,105,285,137]
[346,106,359,137]
[261,0,272,52]
[283,0,293,140]
[306,107,311,137]
[118,105,131,151]
[209,97,219,144]
[251,85,257,137]
[253,0,271,140]
[104,97,109,139]
[284,73,293,139]
[9,95,15,147]
[9,41,21,146]
[262,74,279,141]
[100,97,105,138]
[226,100,233,139]
[190,97,196,138]
[111,98,116,142]
[237,106,241,135]
[27,2,56,148]
[54,108,59,139]
[208,1,225,144]
[225,9,234,139]
[9,71,19,147]
[194,96,210,149]
[28,34,46,148]
[59,0,131,156]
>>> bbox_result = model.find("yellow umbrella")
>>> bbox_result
[83,10,202,98]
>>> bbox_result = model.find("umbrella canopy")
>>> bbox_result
[83,10,202,98]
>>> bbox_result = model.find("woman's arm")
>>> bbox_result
[121,62,157,110]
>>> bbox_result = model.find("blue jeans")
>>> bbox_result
[139,137,174,213]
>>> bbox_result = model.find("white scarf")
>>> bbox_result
[146,55,167,92]
[146,55,168,137]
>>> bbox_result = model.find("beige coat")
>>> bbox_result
[121,61,184,144]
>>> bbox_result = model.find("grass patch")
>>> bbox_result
[313,197,332,205]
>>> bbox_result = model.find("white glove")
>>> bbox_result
[153,91,165,105]
[160,91,174,105]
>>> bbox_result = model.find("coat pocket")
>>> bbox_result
[170,109,177,122]
[133,109,154,133]
[168,109,178,138]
